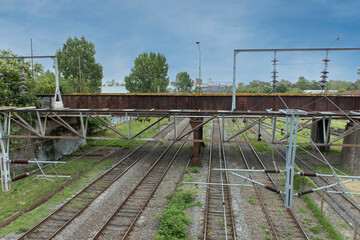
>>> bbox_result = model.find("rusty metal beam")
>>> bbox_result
[29,94,360,114]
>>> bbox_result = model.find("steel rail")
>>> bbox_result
[256,121,360,236]
[202,121,213,239]
[121,132,189,239]
[18,147,124,240]
[18,118,180,239]
[0,140,123,229]
[233,120,309,239]
[219,119,237,240]
[203,119,236,240]
[227,119,279,239]
[92,122,190,239]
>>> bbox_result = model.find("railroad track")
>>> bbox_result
[19,117,182,240]
[203,118,236,240]
[255,119,360,236]
[229,119,308,240]
[91,122,190,239]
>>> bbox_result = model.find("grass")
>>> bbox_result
[154,189,201,240]
[298,207,307,213]
[89,117,168,148]
[263,118,345,154]
[189,167,199,173]
[336,221,348,229]
[260,225,272,240]
[248,137,273,153]
[282,231,293,238]
[0,117,167,236]
[248,196,256,205]
[277,208,284,216]
[309,225,322,234]
[0,155,118,236]
[292,165,344,240]
[303,217,312,225]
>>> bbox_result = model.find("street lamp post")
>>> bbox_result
[196,42,201,93]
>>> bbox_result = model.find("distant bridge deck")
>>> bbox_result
[38,93,360,113]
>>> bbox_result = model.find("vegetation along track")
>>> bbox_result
[91,122,191,239]
[256,118,360,236]
[19,117,182,240]
[230,119,309,240]
[203,118,236,240]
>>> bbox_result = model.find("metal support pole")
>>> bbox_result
[272,116,277,143]
[232,52,237,111]
[280,109,307,208]
[36,112,45,137]
[326,117,331,145]
[322,117,327,144]
[0,113,11,191]
[53,57,64,109]
[222,115,225,141]
[174,114,177,139]
[126,113,130,139]
[80,112,86,138]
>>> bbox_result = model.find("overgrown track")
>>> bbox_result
[19,118,180,240]
[203,118,236,240]
[257,119,360,236]
[231,119,308,240]
[92,123,190,240]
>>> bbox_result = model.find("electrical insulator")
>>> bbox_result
[320,51,330,90]
[271,51,278,89]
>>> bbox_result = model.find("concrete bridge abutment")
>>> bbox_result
[340,121,360,175]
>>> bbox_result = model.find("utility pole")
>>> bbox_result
[196,42,201,93]
[31,39,34,81]
[78,54,81,93]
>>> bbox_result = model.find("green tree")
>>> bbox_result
[294,76,311,90]
[236,82,248,93]
[275,81,290,93]
[0,50,38,107]
[174,72,193,93]
[125,52,169,93]
[35,70,75,95]
[56,36,103,93]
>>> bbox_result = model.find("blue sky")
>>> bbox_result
[1,0,359,86]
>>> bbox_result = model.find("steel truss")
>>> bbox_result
[1,107,360,194]
[231,47,360,111]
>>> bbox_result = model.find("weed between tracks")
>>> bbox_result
[154,190,201,240]
[154,167,202,240]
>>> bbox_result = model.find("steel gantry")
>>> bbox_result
[231,47,360,111]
